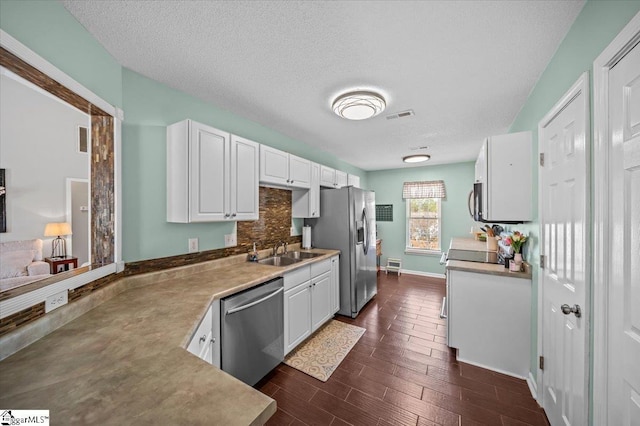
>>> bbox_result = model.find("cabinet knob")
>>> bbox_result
[290,180,294,184]
[231,213,236,217]
[199,335,207,344]
[224,213,230,218]
[210,337,216,344]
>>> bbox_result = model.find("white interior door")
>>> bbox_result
[606,39,640,426]
[539,73,589,426]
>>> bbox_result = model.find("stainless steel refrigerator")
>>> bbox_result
[305,186,377,318]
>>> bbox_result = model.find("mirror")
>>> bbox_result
[0,45,115,296]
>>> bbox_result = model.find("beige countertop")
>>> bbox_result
[446,238,532,280]
[0,248,339,425]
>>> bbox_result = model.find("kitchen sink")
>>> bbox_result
[282,251,323,260]
[257,256,302,266]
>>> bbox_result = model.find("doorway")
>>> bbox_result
[67,178,90,267]
[593,12,640,425]
[538,72,590,425]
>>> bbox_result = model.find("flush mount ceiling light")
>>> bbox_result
[403,154,431,163]
[332,91,386,120]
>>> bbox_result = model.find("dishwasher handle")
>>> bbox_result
[225,287,284,315]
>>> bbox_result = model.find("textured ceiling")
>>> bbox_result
[62,0,585,171]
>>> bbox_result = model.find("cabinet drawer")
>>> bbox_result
[311,258,331,277]
[284,265,311,291]
[187,304,213,358]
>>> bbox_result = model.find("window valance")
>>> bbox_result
[402,180,446,199]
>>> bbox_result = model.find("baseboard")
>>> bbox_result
[526,371,538,401]
[381,267,445,280]
[455,355,527,380]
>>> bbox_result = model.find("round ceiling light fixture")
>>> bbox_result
[403,154,431,163]
[332,90,386,120]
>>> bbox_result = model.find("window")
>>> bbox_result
[403,181,445,253]
[406,198,441,252]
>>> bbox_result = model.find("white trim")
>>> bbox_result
[405,197,442,253]
[592,11,640,426]
[536,72,591,418]
[0,30,116,117]
[455,355,526,380]
[0,29,124,316]
[380,267,445,279]
[0,264,116,319]
[527,371,538,401]
[65,178,91,261]
[114,111,124,270]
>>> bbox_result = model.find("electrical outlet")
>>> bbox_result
[45,290,68,313]
[188,238,199,253]
[224,234,237,247]
[290,226,295,236]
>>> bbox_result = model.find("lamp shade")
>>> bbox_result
[44,222,72,237]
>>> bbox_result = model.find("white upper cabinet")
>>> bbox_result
[292,162,320,218]
[475,131,532,222]
[260,145,311,189]
[335,170,348,188]
[230,135,260,221]
[347,174,360,188]
[319,165,336,188]
[167,119,259,222]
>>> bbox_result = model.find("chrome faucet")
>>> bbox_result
[273,241,284,256]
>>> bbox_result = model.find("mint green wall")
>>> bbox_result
[507,0,640,404]
[367,162,476,275]
[0,1,122,108]
[1,1,367,263]
[122,68,367,261]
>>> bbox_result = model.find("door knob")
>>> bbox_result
[561,304,582,318]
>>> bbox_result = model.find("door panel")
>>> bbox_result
[189,122,228,221]
[539,74,589,425]
[231,136,259,220]
[608,41,640,426]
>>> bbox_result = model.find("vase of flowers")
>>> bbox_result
[505,231,527,271]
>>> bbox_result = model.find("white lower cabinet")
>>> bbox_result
[284,281,312,354]
[310,271,332,331]
[447,269,530,378]
[187,300,221,367]
[284,259,335,355]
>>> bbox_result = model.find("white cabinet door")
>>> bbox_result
[187,304,214,362]
[347,174,360,188]
[288,154,311,189]
[260,145,289,186]
[188,121,229,222]
[167,120,258,223]
[230,136,259,220]
[309,162,320,217]
[284,282,312,354]
[311,271,332,331]
[335,170,348,188]
[331,256,340,314]
[291,162,320,218]
[320,165,336,188]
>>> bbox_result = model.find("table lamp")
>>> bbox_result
[44,222,72,258]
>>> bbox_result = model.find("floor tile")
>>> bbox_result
[258,273,543,426]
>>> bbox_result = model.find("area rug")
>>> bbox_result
[284,320,366,382]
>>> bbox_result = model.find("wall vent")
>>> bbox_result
[386,109,415,120]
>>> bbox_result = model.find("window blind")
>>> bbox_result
[402,180,446,199]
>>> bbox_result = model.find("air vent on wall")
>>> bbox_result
[386,109,415,120]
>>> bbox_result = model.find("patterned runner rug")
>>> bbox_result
[284,319,366,382]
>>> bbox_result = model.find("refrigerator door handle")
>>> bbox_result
[362,208,369,255]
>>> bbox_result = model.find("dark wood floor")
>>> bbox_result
[257,272,548,426]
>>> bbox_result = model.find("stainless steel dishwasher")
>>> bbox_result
[220,277,284,386]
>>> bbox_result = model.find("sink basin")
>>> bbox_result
[282,251,324,260]
[257,256,301,266]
